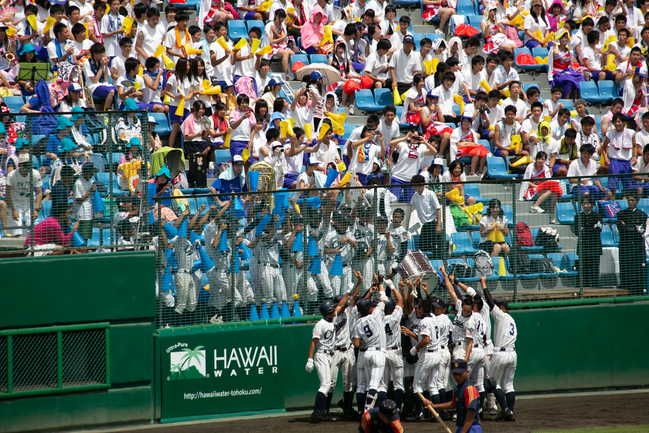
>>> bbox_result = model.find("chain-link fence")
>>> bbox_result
[150,170,649,329]
[0,323,109,398]
[0,110,153,254]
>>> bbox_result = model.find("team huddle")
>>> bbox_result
[305,265,518,430]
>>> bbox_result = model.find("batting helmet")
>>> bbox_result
[385,299,396,314]
[319,300,335,316]
[494,297,509,309]
[333,294,344,305]
[356,298,372,316]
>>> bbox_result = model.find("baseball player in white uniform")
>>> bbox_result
[432,295,453,421]
[483,286,518,422]
[401,298,442,420]
[248,215,287,307]
[352,203,376,294]
[378,279,405,411]
[328,271,363,419]
[172,212,197,320]
[352,277,389,413]
[324,210,357,296]
[305,288,359,422]
[283,215,305,301]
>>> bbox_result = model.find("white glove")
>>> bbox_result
[409,347,418,356]
[305,358,314,373]
[385,279,395,290]
[466,287,476,297]
[346,283,354,295]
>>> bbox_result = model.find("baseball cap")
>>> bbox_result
[428,89,439,98]
[379,400,399,422]
[148,115,158,124]
[60,137,77,152]
[306,157,320,166]
[81,162,98,175]
[451,359,468,374]
[14,137,28,149]
[68,83,83,92]
[219,79,233,89]
[494,297,509,309]
[232,155,244,163]
[268,78,284,88]
[271,140,284,148]
[71,106,85,121]
[309,71,323,81]
[403,35,415,44]
[431,297,445,309]
[56,115,74,130]
[128,137,142,148]
[18,153,31,164]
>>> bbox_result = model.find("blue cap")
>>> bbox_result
[14,137,28,149]
[56,115,74,130]
[68,83,83,92]
[270,112,285,123]
[60,138,77,152]
[219,79,233,88]
[71,106,85,121]
[127,137,142,148]
[20,43,35,56]
[155,164,171,179]
[379,400,399,422]
[309,71,323,81]
[124,98,139,111]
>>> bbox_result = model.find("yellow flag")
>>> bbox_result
[320,25,333,47]
[318,123,330,140]
[305,123,313,140]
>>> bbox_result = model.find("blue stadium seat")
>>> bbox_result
[215,149,231,164]
[4,96,24,113]
[463,183,489,204]
[245,20,265,34]
[87,227,102,247]
[451,232,478,256]
[150,112,171,137]
[456,0,477,16]
[531,47,549,70]
[172,0,200,10]
[486,157,517,180]
[308,54,328,64]
[598,80,616,103]
[507,256,540,279]
[466,257,499,281]
[601,225,618,247]
[502,205,513,227]
[471,231,481,250]
[522,229,544,252]
[228,20,248,41]
[514,47,543,71]
[374,88,393,109]
[355,89,382,112]
[290,54,310,70]
[529,254,556,278]
[556,202,575,225]
[492,257,514,280]
[559,99,574,110]
[579,81,607,104]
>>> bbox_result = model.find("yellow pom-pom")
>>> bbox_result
[293,294,299,300]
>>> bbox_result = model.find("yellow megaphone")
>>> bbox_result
[326,111,347,125]
[286,119,295,136]
[339,171,352,186]
[487,228,505,242]
[603,35,617,51]
[5,27,17,37]
[216,36,230,52]
[445,188,464,205]
[424,60,432,76]
[510,135,522,154]
[305,123,313,140]
[502,88,511,98]
[121,17,134,34]
[27,15,38,32]
[175,98,186,116]
[320,25,333,47]
[510,155,533,167]
[280,120,288,138]
[258,0,273,12]
[134,81,141,90]
[233,38,248,51]
[202,80,211,91]
[431,58,440,74]
[479,79,492,92]
[138,65,143,76]
[162,54,175,70]
[453,94,464,116]
[605,54,617,72]
[203,86,222,95]
[184,44,203,56]
[331,119,345,135]
[153,45,166,58]
[627,36,635,48]
[318,123,330,140]
[509,15,524,27]
[393,90,402,106]
[400,87,411,103]
[242,148,251,163]
[251,38,261,54]
[257,45,273,56]
[43,16,57,34]
[543,32,555,44]
[570,110,578,117]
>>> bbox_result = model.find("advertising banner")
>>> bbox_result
[159,325,285,421]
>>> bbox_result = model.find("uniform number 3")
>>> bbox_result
[363,325,373,337]
[509,323,515,336]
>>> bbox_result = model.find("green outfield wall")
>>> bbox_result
[0,252,156,433]
[156,301,649,421]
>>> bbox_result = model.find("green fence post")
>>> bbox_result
[7,335,12,394]
[511,179,517,302]
[57,331,62,389]
[105,327,111,386]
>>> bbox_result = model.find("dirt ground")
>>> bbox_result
[114,392,649,433]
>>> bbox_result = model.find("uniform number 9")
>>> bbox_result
[363,325,373,337]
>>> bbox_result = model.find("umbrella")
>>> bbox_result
[295,64,343,86]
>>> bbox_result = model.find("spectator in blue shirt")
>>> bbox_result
[45,116,74,171]
[209,154,248,202]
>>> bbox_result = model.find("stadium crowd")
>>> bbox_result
[1,0,649,323]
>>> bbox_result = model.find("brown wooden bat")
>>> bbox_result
[417,391,453,433]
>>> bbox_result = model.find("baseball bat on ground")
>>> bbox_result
[416,392,453,433]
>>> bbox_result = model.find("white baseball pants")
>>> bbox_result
[489,350,517,394]
[468,348,486,393]
[413,350,441,394]
[174,271,197,314]
[380,348,405,393]
[330,347,355,393]
[315,351,333,394]
[436,347,451,391]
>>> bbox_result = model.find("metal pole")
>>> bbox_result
[511,178,517,302]
[57,331,62,389]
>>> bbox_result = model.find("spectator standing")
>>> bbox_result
[6,153,42,236]
[72,162,98,241]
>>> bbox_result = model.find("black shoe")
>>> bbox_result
[310,411,326,423]
[337,399,345,410]
[504,409,515,421]
[325,412,337,422]
[440,410,452,421]
[495,410,506,421]
[405,412,423,422]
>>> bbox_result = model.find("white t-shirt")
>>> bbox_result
[579,46,602,70]
[410,188,441,224]
[567,157,598,185]
[502,97,528,119]
[606,128,636,161]
[212,39,233,81]
[523,14,548,44]
[72,39,93,57]
[364,51,389,78]
[73,177,94,221]
[486,103,505,126]
[110,53,130,79]
[479,214,508,243]
[391,142,426,182]
[433,85,455,117]
[165,74,192,108]
[463,68,488,93]
[233,41,256,78]
[137,23,165,62]
[349,142,381,176]
[493,66,520,88]
[377,119,400,148]
[100,12,124,57]
[164,27,191,66]
[389,49,419,84]
[7,169,42,209]
[115,74,145,106]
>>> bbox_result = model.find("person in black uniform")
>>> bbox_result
[616,193,648,295]
[358,399,403,433]
[425,359,482,433]
[576,196,603,288]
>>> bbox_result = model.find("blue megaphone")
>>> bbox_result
[218,230,228,251]
[161,266,174,292]
[167,249,178,272]
[248,171,260,192]
[163,223,177,240]
[148,183,157,206]
[297,196,321,209]
[92,190,105,213]
[70,226,86,247]
[255,214,271,236]
[330,253,343,276]
[196,244,215,272]
[325,168,339,188]
[233,197,245,218]
[307,235,319,256]
[270,301,280,319]
[177,217,188,238]
[249,304,260,321]
[308,256,321,274]
[292,231,303,252]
